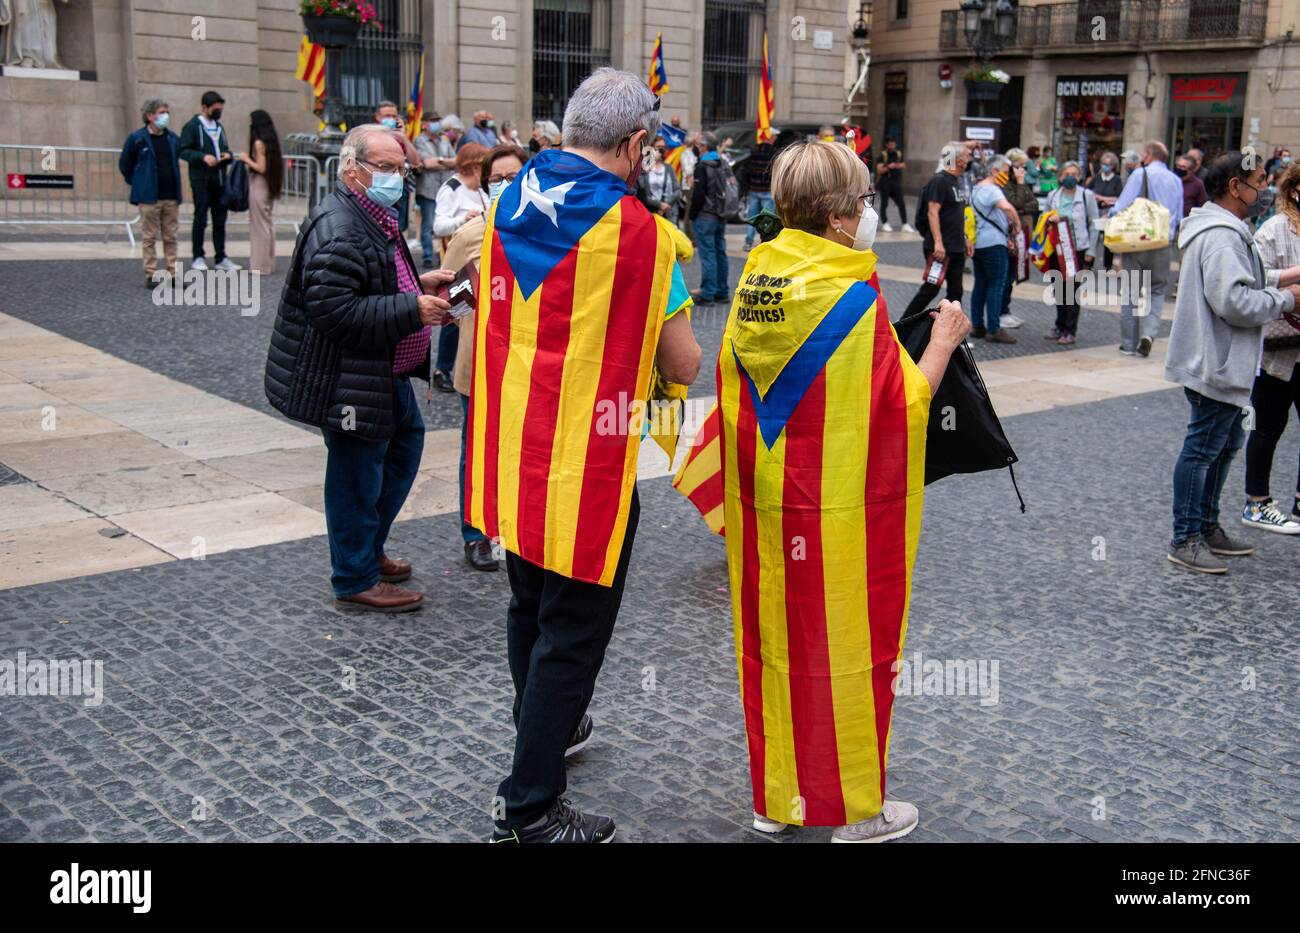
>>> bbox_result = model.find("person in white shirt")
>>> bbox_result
[433,143,489,242]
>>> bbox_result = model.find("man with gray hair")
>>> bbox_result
[902,140,972,319]
[265,123,455,613]
[119,99,181,287]
[1113,139,1185,356]
[470,67,700,843]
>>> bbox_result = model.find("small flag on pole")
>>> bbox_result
[405,52,425,140]
[648,33,669,97]
[295,35,325,98]
[757,31,774,144]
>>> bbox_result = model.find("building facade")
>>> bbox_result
[867,0,1300,192]
[0,0,861,155]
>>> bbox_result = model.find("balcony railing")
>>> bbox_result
[938,0,1266,52]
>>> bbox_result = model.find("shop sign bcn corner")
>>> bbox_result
[1172,76,1239,101]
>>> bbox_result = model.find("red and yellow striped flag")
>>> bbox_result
[648,32,669,97]
[295,35,325,98]
[716,227,931,826]
[756,31,775,144]
[466,149,691,586]
[672,403,724,535]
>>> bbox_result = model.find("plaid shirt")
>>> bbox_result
[348,188,429,374]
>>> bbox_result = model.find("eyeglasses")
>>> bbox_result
[361,158,409,179]
[488,171,519,185]
[859,191,877,208]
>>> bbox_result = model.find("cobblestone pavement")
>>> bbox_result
[0,245,1153,419]
[1,384,1296,843]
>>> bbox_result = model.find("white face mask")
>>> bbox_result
[837,204,879,252]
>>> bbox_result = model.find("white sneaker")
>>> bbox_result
[215,257,242,271]
[190,256,208,271]
[902,223,918,234]
[831,800,919,843]
[752,811,789,834]
[880,222,895,233]
[1241,499,1300,535]
[999,313,1023,329]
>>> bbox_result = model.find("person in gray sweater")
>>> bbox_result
[1165,151,1300,574]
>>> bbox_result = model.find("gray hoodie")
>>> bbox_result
[1164,202,1296,407]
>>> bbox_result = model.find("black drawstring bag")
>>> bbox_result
[222,160,249,212]
[893,307,1026,512]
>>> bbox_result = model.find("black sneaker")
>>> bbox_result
[1138,336,1153,357]
[1202,524,1256,556]
[566,713,593,757]
[490,797,616,843]
[972,325,987,340]
[464,539,499,571]
[1292,500,1300,523]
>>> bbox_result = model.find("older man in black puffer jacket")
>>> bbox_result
[266,124,453,613]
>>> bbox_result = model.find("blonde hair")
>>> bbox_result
[1005,147,1028,167]
[771,140,869,234]
[1277,161,1300,237]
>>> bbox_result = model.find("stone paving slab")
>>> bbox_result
[0,388,1296,843]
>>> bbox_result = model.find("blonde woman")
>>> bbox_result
[716,139,968,841]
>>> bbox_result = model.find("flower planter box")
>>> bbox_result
[303,14,361,48]
[964,79,1004,102]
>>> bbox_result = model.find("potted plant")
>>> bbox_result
[963,64,1010,102]
[300,0,381,47]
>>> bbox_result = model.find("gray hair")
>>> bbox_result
[338,124,394,180]
[986,154,1011,175]
[1099,150,1119,168]
[697,131,718,153]
[441,113,464,132]
[561,67,661,152]
[141,98,169,123]
[1060,160,1082,175]
[938,140,964,171]
[375,100,398,113]
[1005,147,1028,167]
[533,120,561,145]
[1121,148,1140,166]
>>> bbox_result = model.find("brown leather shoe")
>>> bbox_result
[335,581,423,613]
[985,330,1017,344]
[378,554,412,583]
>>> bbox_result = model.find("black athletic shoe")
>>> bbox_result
[490,797,616,843]
[1138,336,1153,357]
[971,325,987,340]
[432,370,456,394]
[566,713,593,757]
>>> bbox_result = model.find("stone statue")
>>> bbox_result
[0,0,69,69]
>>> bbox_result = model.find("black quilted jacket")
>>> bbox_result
[264,185,425,440]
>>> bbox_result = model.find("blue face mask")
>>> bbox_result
[154,112,170,129]
[364,166,405,207]
[380,117,398,130]
[1061,175,1079,189]
[488,180,507,201]
[427,122,442,134]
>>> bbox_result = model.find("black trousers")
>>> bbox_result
[878,177,907,227]
[496,489,640,830]
[1245,365,1300,499]
[902,247,965,320]
[1053,253,1087,336]
[1000,246,1016,318]
[191,181,228,262]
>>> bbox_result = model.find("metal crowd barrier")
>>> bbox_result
[1,143,340,243]
[0,144,142,244]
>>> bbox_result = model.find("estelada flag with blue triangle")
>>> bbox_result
[405,52,424,140]
[707,226,932,826]
[466,148,693,586]
[658,122,688,180]
[648,32,669,96]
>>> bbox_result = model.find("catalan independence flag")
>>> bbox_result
[756,31,775,144]
[466,149,692,586]
[295,35,325,98]
[658,122,688,181]
[715,226,931,826]
[648,32,669,96]
[405,52,424,141]
[672,403,724,535]
[1029,209,1058,273]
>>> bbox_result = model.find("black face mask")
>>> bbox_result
[528,137,540,154]
[1174,167,1188,178]
[478,120,490,129]
[209,108,223,121]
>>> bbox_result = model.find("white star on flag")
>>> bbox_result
[511,168,576,227]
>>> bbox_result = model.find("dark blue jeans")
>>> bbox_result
[321,378,425,596]
[970,245,1009,333]
[1171,387,1246,547]
[695,216,729,300]
[459,393,487,544]
[190,181,227,262]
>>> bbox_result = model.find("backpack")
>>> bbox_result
[222,160,249,212]
[711,158,741,221]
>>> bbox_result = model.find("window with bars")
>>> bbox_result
[702,0,766,128]
[533,0,613,124]
[336,0,424,131]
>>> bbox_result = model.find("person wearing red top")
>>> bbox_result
[1176,153,1209,218]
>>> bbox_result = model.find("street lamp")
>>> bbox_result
[851,1,873,49]
[960,0,1017,62]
